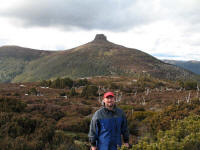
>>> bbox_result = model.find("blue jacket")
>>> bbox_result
[88,106,129,150]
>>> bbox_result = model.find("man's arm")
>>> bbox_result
[88,113,99,149]
[91,146,97,150]
[121,111,130,145]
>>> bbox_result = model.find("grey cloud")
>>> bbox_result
[2,0,199,32]
[160,0,200,24]
[0,0,159,31]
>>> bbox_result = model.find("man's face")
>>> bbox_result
[103,95,115,109]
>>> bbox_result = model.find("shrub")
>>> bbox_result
[56,117,90,133]
[77,106,92,116]
[133,106,145,111]
[13,92,20,96]
[69,88,78,97]
[184,81,197,90]
[42,77,74,89]
[109,83,119,89]
[13,114,37,134]
[59,92,66,96]
[75,79,89,87]
[28,88,38,95]
[119,105,134,112]
[52,130,89,150]
[81,85,98,98]
[128,119,140,136]
[0,97,26,113]
[121,115,200,150]
[132,111,154,121]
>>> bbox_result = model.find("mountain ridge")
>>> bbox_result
[163,59,200,75]
[0,45,54,82]
[0,34,199,83]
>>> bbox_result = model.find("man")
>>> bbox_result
[88,91,129,150]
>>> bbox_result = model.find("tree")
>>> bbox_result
[81,85,98,98]
[69,88,78,97]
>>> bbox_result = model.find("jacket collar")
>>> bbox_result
[103,105,117,113]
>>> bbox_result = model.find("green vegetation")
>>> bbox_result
[81,85,98,98]
[163,60,200,75]
[40,77,74,89]
[0,97,90,150]
[1,74,200,149]
[0,57,27,83]
[1,40,199,83]
[121,115,200,150]
[40,77,90,89]
[0,46,53,83]
[178,80,198,90]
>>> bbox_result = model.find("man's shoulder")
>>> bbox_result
[92,107,104,118]
[95,107,105,114]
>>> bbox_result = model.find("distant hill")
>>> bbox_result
[0,46,53,82]
[163,60,200,75]
[0,35,199,83]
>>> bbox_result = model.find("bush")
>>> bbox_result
[41,77,74,89]
[75,79,89,87]
[69,88,78,97]
[132,111,154,121]
[121,115,200,150]
[133,106,145,111]
[52,130,89,150]
[0,97,26,113]
[56,117,90,133]
[184,81,197,90]
[81,85,98,98]
[28,88,38,95]
[59,92,66,96]
[77,106,92,116]
[128,119,140,136]
[109,83,119,89]
[14,114,37,134]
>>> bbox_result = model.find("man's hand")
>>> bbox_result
[91,146,97,150]
[124,143,129,148]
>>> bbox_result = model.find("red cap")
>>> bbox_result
[103,92,114,98]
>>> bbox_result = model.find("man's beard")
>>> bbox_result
[107,103,114,108]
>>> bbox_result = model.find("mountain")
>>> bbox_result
[0,34,199,83]
[0,46,53,82]
[163,60,200,75]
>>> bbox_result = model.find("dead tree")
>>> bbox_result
[155,88,159,92]
[186,91,191,103]
[115,90,122,102]
[134,90,137,97]
[177,87,182,92]
[160,86,164,92]
[142,96,146,105]
[98,86,105,105]
[166,87,173,91]
[177,99,180,105]
[131,108,134,118]
[145,88,150,96]
[197,84,199,98]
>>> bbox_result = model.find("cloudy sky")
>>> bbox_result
[0,0,200,60]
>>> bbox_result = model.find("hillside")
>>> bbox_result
[163,59,200,75]
[0,76,200,149]
[0,46,53,82]
[0,35,199,83]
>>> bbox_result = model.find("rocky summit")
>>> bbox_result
[93,34,108,42]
